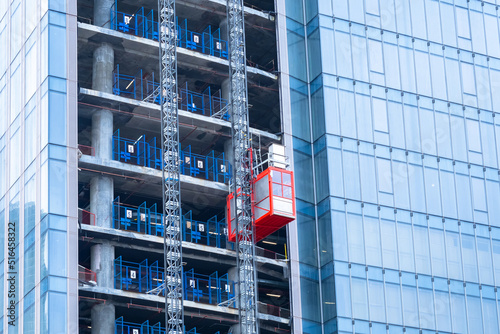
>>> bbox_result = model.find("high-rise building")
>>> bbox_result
[0,0,292,333]
[280,1,500,333]
[2,0,500,334]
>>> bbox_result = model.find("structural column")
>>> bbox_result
[91,109,113,160]
[219,18,228,44]
[91,2,116,333]
[92,43,114,95]
[91,303,115,334]
[228,266,239,308]
[91,19,115,159]
[93,0,114,28]
[228,325,241,334]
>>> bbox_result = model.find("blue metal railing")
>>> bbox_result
[112,197,229,249]
[182,210,227,249]
[115,318,217,334]
[114,258,235,306]
[110,3,228,60]
[112,130,232,183]
[112,66,230,120]
[112,65,144,100]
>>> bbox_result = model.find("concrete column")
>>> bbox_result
[91,5,115,333]
[90,243,115,288]
[91,43,114,161]
[91,109,113,160]
[90,175,114,288]
[90,175,114,227]
[221,78,231,102]
[228,324,241,334]
[91,302,115,334]
[219,18,228,44]
[92,43,114,94]
[224,138,233,173]
[228,267,239,308]
[93,0,115,28]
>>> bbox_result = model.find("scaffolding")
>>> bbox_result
[227,0,258,333]
[159,0,183,333]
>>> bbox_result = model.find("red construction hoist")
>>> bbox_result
[226,144,296,244]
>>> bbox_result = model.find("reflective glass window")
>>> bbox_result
[343,150,360,200]
[347,213,364,264]
[483,298,499,334]
[381,218,398,269]
[467,295,483,333]
[461,234,478,282]
[351,277,369,319]
[386,282,402,325]
[300,277,321,322]
[384,42,400,89]
[404,106,421,152]
[402,286,419,327]
[418,287,436,330]
[359,153,377,204]
[397,222,415,272]
[414,50,431,97]
[364,216,381,267]
[335,274,352,318]
[434,290,452,332]
[429,228,447,278]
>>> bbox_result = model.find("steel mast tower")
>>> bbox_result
[227,1,259,333]
[158,0,184,333]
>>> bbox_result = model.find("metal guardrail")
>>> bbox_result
[112,130,232,183]
[110,6,228,60]
[78,265,97,286]
[112,65,230,120]
[78,208,95,226]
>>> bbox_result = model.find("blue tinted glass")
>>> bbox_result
[286,0,500,331]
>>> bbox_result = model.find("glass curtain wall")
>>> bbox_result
[0,0,78,333]
[284,0,500,333]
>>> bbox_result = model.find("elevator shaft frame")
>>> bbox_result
[158,0,184,333]
[227,1,259,333]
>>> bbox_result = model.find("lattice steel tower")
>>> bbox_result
[158,0,184,333]
[227,0,259,333]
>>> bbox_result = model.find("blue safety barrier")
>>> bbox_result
[114,257,235,306]
[110,2,228,60]
[179,83,229,120]
[112,131,232,183]
[182,210,228,249]
[112,64,143,99]
[111,66,230,120]
[177,19,228,59]
[112,197,230,249]
[115,318,216,334]
[113,257,149,293]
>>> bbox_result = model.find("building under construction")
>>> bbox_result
[0,0,295,332]
[5,0,499,333]
[76,0,292,333]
